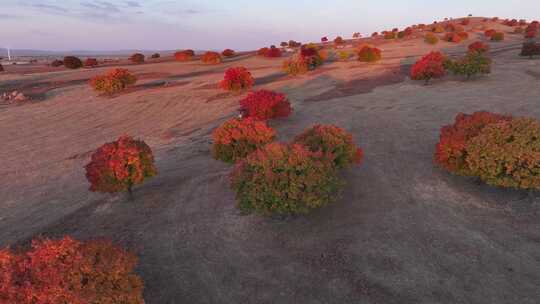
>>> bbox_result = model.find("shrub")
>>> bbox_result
[334,36,344,45]
[0,64,3,72]
[337,50,351,61]
[219,67,254,93]
[443,32,463,43]
[466,117,540,189]
[84,58,98,68]
[257,47,269,56]
[445,52,492,80]
[520,42,540,58]
[201,51,222,64]
[424,33,439,44]
[230,143,341,215]
[63,56,82,69]
[321,36,329,43]
[525,30,537,39]
[51,60,63,67]
[434,111,511,175]
[280,42,289,48]
[446,23,464,33]
[151,53,160,59]
[384,31,396,39]
[468,41,489,54]
[484,29,496,38]
[397,31,406,39]
[461,18,470,25]
[265,46,282,58]
[410,51,447,84]
[514,27,524,34]
[211,118,275,164]
[356,45,382,62]
[432,25,445,33]
[222,49,235,57]
[130,53,145,64]
[353,32,361,38]
[85,135,157,195]
[491,32,505,41]
[0,236,144,304]
[371,32,379,37]
[293,124,363,169]
[239,90,292,121]
[282,44,323,75]
[457,31,469,40]
[174,50,194,61]
[89,68,137,95]
[288,40,302,48]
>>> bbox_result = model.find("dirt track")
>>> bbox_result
[0,20,539,304]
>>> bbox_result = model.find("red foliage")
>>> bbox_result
[257,47,269,56]
[468,41,489,54]
[219,67,254,92]
[89,68,137,95]
[84,58,98,68]
[293,124,363,169]
[443,32,463,43]
[85,135,157,194]
[63,56,82,69]
[461,18,470,25]
[222,49,236,57]
[434,111,511,175]
[0,236,144,304]
[239,90,292,121]
[334,36,344,45]
[502,19,518,26]
[484,29,496,38]
[212,118,275,163]
[520,42,540,58]
[265,46,282,58]
[201,51,222,64]
[174,50,195,61]
[410,51,447,84]
[51,60,63,67]
[371,32,379,37]
[490,31,505,41]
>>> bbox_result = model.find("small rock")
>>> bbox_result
[14,93,27,102]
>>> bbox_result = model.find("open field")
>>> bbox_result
[0,18,539,303]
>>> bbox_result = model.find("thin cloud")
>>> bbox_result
[126,1,140,8]
[32,3,69,13]
[0,13,24,19]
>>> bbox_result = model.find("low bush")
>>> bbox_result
[151,53,160,59]
[484,29,496,38]
[434,111,511,176]
[130,53,145,64]
[85,135,157,195]
[384,31,396,39]
[211,118,275,164]
[288,40,302,48]
[424,33,439,44]
[0,236,144,304]
[337,50,351,61]
[446,23,464,33]
[445,52,491,80]
[514,27,524,34]
[293,124,363,169]
[282,44,323,75]
[89,68,137,95]
[282,57,309,75]
[201,51,222,64]
[280,42,289,48]
[230,143,341,215]
[0,64,3,72]
[222,49,235,57]
[490,32,505,41]
[443,32,463,43]
[371,32,379,37]
[520,42,540,58]
[321,36,328,43]
[410,51,447,84]
[84,58,98,68]
[461,18,470,25]
[219,67,254,93]
[239,90,292,121]
[466,117,540,189]
[468,41,489,54]
[174,50,194,61]
[51,60,63,67]
[457,31,469,40]
[334,36,344,46]
[63,56,83,69]
[356,45,382,62]
[257,47,269,56]
[353,32,361,38]
[265,46,282,58]
[432,25,445,33]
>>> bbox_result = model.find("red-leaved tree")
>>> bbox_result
[220,67,254,92]
[410,51,447,84]
[85,135,157,198]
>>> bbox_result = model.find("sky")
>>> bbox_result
[0,0,539,51]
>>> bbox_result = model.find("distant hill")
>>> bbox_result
[0,49,205,58]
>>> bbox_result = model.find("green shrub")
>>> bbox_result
[230,143,341,215]
[445,52,492,80]
[466,118,540,189]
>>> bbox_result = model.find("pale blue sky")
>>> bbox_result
[0,0,539,51]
